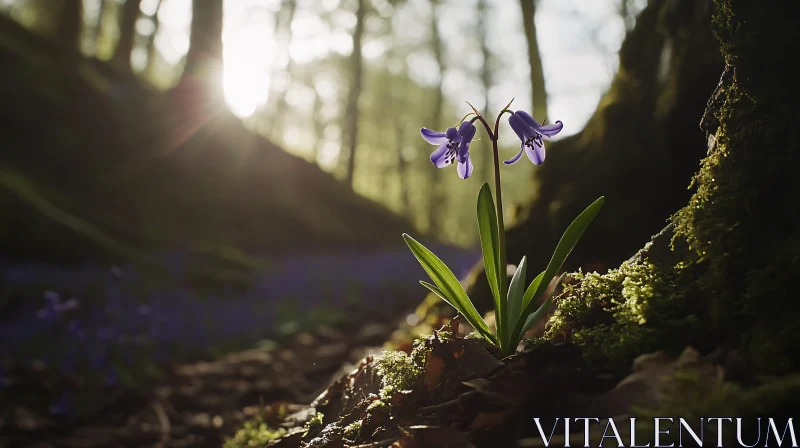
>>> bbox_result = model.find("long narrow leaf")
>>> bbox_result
[508,268,542,340]
[403,234,494,341]
[419,281,459,311]
[505,257,528,347]
[420,281,498,345]
[511,197,605,343]
[519,273,566,336]
[476,183,503,339]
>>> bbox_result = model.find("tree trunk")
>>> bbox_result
[666,0,800,373]
[518,0,547,119]
[538,0,800,377]
[502,0,722,275]
[311,89,324,163]
[144,0,164,73]
[57,0,83,53]
[425,0,445,235]
[343,0,366,188]
[395,123,411,214]
[464,0,723,315]
[266,0,298,137]
[477,0,494,186]
[179,0,224,96]
[88,0,107,55]
[112,0,143,69]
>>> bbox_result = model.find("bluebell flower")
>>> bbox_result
[505,110,563,165]
[49,391,72,416]
[421,121,477,179]
[105,368,119,387]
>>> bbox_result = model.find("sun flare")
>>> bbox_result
[222,32,273,118]
[221,5,275,118]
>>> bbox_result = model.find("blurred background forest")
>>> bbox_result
[1,0,648,246]
[0,0,726,445]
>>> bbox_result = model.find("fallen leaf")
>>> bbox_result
[423,354,446,391]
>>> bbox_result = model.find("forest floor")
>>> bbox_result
[0,308,405,448]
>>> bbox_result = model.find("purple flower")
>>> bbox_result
[505,110,563,165]
[49,391,72,416]
[421,121,477,179]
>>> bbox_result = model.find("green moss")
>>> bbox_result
[366,400,390,413]
[669,0,800,373]
[224,417,287,448]
[374,350,423,400]
[410,337,431,368]
[344,420,363,440]
[545,260,706,371]
[542,0,800,375]
[302,412,325,437]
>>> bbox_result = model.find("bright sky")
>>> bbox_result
[140,0,644,135]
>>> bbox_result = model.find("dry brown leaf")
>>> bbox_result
[423,354,446,391]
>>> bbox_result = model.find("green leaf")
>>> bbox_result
[476,183,503,338]
[419,281,458,311]
[510,196,605,343]
[509,268,543,337]
[505,256,528,347]
[419,281,498,345]
[403,234,495,342]
[519,273,566,336]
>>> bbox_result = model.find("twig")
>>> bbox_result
[152,399,171,445]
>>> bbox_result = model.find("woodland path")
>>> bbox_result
[1,309,401,448]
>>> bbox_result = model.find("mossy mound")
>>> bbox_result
[241,327,593,447]
[225,417,287,448]
[544,232,708,373]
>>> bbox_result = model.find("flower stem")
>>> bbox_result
[493,107,514,354]
[490,132,508,353]
[471,105,513,353]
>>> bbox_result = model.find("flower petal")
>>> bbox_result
[420,128,447,145]
[458,142,470,163]
[457,154,473,179]
[504,145,525,165]
[517,111,563,138]
[524,140,546,165]
[508,113,527,141]
[445,127,462,143]
[430,142,451,167]
[458,121,477,143]
[538,120,563,138]
[515,110,541,129]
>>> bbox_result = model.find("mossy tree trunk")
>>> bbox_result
[545,0,800,376]
[667,0,800,372]
[465,0,723,315]
[506,0,723,275]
